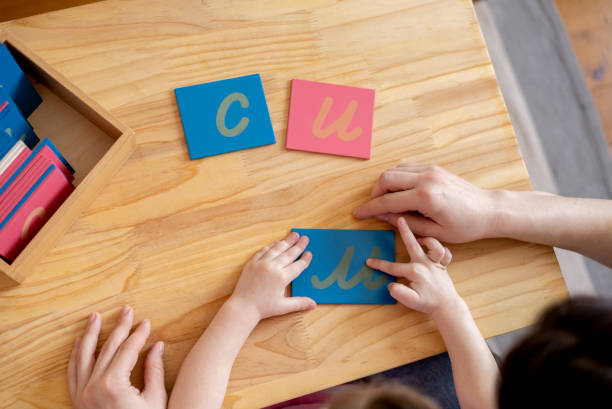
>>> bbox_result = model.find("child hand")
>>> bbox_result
[367,217,460,316]
[230,232,316,321]
[68,306,166,409]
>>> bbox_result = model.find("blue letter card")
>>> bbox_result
[175,74,276,159]
[291,229,396,304]
[0,44,42,118]
[0,93,39,149]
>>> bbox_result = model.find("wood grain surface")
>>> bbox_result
[0,1,567,408]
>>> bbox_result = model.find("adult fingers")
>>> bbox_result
[68,337,80,399]
[397,217,426,261]
[440,247,452,267]
[353,190,420,219]
[388,282,421,310]
[366,258,418,281]
[285,251,313,281]
[77,312,101,392]
[143,341,167,406]
[91,306,134,379]
[396,163,430,171]
[370,170,419,198]
[262,232,299,261]
[107,319,151,382]
[276,235,309,267]
[417,237,445,264]
[279,297,316,316]
[379,213,440,238]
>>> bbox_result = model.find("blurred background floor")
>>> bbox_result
[2,0,611,358]
[475,0,612,356]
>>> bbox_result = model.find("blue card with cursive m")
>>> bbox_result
[291,228,396,304]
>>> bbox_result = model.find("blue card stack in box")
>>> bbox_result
[0,43,76,263]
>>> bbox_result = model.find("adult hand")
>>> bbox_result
[230,232,316,321]
[68,306,167,409]
[353,163,497,243]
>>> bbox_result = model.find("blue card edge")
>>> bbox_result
[174,73,262,92]
[40,138,74,174]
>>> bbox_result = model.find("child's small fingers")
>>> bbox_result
[366,258,417,280]
[397,217,426,261]
[262,232,299,261]
[68,337,80,399]
[279,297,316,315]
[388,282,421,310]
[417,237,445,264]
[277,236,309,266]
[91,306,133,379]
[253,243,275,261]
[440,247,452,266]
[107,319,151,380]
[285,251,312,281]
[77,312,101,391]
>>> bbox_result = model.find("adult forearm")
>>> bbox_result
[433,299,498,409]
[487,190,612,267]
[168,298,259,409]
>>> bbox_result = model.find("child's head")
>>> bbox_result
[498,296,612,408]
[328,383,441,409]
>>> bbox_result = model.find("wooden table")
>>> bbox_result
[0,1,568,408]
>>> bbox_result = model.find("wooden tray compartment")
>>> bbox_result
[0,31,135,289]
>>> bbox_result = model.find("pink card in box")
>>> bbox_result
[0,146,30,187]
[0,155,49,220]
[0,164,74,262]
[286,79,375,159]
[37,145,73,182]
[0,142,74,218]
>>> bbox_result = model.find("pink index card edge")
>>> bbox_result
[0,156,49,220]
[0,148,31,187]
[0,167,74,262]
[285,79,375,159]
[38,145,74,182]
[0,140,26,175]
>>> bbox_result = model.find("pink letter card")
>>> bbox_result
[286,79,375,159]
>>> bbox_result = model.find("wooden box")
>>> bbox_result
[0,31,135,289]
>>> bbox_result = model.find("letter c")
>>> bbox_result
[216,92,250,137]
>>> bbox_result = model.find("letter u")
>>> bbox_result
[312,97,362,141]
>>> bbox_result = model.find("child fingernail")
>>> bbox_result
[158,341,164,354]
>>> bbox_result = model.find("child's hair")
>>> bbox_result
[327,383,441,409]
[498,296,612,408]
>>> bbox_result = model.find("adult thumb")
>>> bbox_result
[143,341,167,406]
